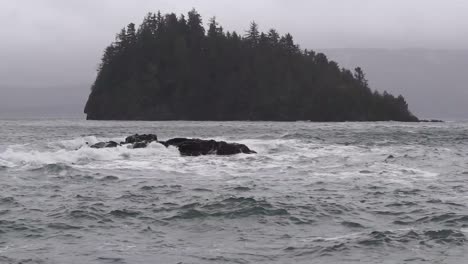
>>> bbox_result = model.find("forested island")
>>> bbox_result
[84,10,418,121]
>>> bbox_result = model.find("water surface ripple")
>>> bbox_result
[0,120,467,263]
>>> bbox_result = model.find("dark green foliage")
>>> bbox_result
[84,10,418,121]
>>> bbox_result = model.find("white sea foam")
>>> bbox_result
[0,139,176,170]
[50,136,104,150]
[0,158,14,168]
[0,135,446,184]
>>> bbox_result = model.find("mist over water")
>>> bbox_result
[0,119,467,263]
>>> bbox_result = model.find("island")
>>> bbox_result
[84,9,418,122]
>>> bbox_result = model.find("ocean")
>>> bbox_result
[0,119,467,263]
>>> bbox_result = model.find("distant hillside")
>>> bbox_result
[319,48,468,120]
[84,10,418,122]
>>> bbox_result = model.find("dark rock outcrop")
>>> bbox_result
[217,141,255,155]
[125,134,158,144]
[160,138,190,148]
[177,139,218,156]
[130,142,148,149]
[124,134,158,149]
[90,141,118,149]
[420,119,444,123]
[88,134,256,156]
[163,138,256,156]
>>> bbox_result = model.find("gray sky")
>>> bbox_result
[1,0,468,118]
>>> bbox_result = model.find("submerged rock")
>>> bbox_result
[384,155,395,162]
[90,141,118,149]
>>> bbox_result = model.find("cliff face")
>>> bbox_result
[84,10,418,122]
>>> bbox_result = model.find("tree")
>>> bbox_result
[245,21,260,45]
[208,17,221,38]
[354,67,368,88]
[280,33,298,54]
[187,9,205,40]
[267,29,280,45]
[126,23,137,46]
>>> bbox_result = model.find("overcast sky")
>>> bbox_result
[1,0,468,118]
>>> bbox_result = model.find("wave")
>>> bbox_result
[0,134,444,186]
[280,132,323,141]
[30,163,76,174]
[68,209,106,221]
[166,197,289,220]
[0,136,306,175]
[417,213,468,227]
[0,197,19,206]
[0,158,14,168]
[232,186,252,191]
[49,136,104,150]
[341,221,365,228]
[47,222,83,230]
[0,138,174,170]
[357,229,466,247]
[0,219,45,235]
[392,213,468,227]
[109,209,141,218]
[424,229,466,244]
[289,228,467,257]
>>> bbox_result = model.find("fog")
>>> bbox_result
[1,0,467,118]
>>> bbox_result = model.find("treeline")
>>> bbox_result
[84,9,418,121]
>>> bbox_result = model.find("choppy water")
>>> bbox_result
[0,119,467,264]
